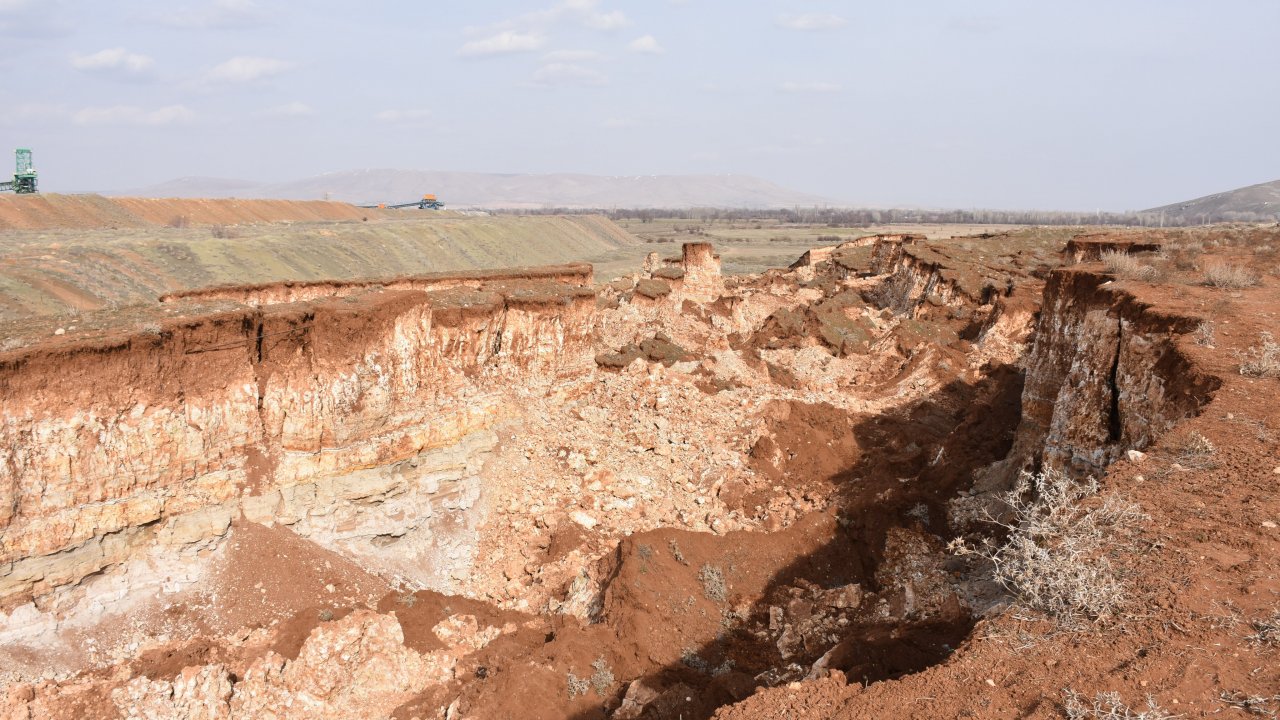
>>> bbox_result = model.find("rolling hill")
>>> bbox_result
[1144,178,1280,223]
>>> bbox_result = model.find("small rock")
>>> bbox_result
[325,584,335,593]
[569,510,598,530]
[54,328,65,336]
[1273,467,1280,475]
[985,678,996,687]
[1263,521,1277,529]
[1125,449,1146,463]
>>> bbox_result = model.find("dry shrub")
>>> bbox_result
[1100,251,1164,282]
[1192,321,1215,348]
[1247,607,1280,646]
[1171,431,1218,470]
[1202,262,1259,289]
[949,469,1146,623]
[1237,331,1280,378]
[1063,690,1179,719]
[698,564,728,602]
[167,215,190,229]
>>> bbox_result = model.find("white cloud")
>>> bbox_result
[777,13,847,31]
[602,117,637,129]
[73,104,194,126]
[628,35,664,54]
[0,102,65,127]
[375,108,433,125]
[584,9,628,30]
[157,0,264,29]
[780,80,841,93]
[206,56,292,83]
[465,1,628,42]
[70,47,153,75]
[532,62,608,87]
[264,101,313,117]
[459,30,546,57]
[542,49,605,62]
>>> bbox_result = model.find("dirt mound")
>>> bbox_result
[0,194,375,230]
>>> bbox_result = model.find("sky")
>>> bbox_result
[1,0,1278,210]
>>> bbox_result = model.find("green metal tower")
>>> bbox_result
[0,148,38,194]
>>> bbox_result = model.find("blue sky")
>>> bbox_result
[2,0,1278,210]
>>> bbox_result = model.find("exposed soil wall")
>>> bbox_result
[993,267,1219,482]
[0,272,598,609]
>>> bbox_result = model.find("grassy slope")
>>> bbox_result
[0,215,638,322]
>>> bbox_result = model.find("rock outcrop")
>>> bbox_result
[0,274,597,609]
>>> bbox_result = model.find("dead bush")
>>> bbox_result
[1192,321,1215,348]
[210,224,240,239]
[949,469,1147,622]
[1237,332,1280,378]
[167,215,190,229]
[1171,431,1218,470]
[1202,262,1259,289]
[566,672,590,698]
[1247,607,1280,646]
[1100,251,1164,282]
[1218,691,1280,715]
[1063,690,1179,719]
[590,657,615,695]
[698,564,728,602]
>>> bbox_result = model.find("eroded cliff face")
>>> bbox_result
[4,230,1255,720]
[989,267,1219,483]
[0,277,597,611]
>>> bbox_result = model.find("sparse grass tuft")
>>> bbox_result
[1202,262,1259,289]
[1192,322,1215,348]
[1063,690,1180,719]
[949,469,1147,623]
[1218,691,1280,716]
[668,539,687,565]
[1237,332,1280,379]
[1247,607,1280,646]
[1171,432,1218,470]
[566,672,590,699]
[698,564,728,602]
[1100,251,1164,282]
[590,657,615,695]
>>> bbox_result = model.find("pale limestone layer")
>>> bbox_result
[0,283,597,608]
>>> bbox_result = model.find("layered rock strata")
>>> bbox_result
[0,273,598,610]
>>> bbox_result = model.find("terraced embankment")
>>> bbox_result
[0,203,638,322]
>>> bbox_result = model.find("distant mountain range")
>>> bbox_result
[114,169,833,209]
[1144,178,1280,223]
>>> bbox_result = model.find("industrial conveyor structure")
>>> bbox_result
[0,148,38,194]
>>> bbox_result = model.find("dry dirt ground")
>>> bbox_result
[0,213,1278,719]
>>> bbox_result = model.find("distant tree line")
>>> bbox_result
[497,206,1280,227]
